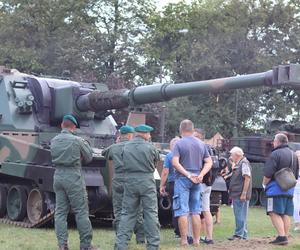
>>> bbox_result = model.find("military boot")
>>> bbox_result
[80,246,100,250]
[58,244,69,250]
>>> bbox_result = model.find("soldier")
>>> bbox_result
[102,125,145,243]
[115,124,160,250]
[50,114,99,250]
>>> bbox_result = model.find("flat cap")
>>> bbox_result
[63,114,79,127]
[120,125,135,134]
[135,124,154,133]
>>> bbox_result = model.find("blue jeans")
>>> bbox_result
[173,176,202,217]
[232,199,249,239]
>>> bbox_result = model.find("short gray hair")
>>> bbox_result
[230,146,244,156]
[179,119,194,133]
[274,133,288,145]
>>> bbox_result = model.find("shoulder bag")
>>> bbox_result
[274,150,297,192]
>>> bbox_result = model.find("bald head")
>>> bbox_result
[179,119,194,135]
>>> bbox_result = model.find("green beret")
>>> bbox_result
[63,114,78,127]
[135,124,154,133]
[120,125,134,134]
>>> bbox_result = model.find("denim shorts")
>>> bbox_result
[173,176,202,217]
[266,196,294,216]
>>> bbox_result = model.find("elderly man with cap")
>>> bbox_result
[102,125,145,243]
[50,114,99,250]
[115,124,160,250]
[228,146,252,241]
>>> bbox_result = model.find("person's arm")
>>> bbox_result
[262,176,271,186]
[79,138,93,164]
[263,153,277,187]
[240,163,251,201]
[198,156,213,182]
[160,168,169,196]
[240,176,251,201]
[172,156,192,178]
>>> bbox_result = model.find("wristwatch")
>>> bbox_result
[187,173,192,179]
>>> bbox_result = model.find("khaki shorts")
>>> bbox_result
[200,183,212,212]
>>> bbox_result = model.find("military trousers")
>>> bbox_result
[115,175,160,250]
[53,169,93,248]
[112,176,145,242]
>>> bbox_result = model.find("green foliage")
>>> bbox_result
[143,0,300,138]
[0,0,154,82]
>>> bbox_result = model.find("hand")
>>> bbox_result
[240,193,247,202]
[196,174,204,183]
[189,176,199,184]
[160,186,167,196]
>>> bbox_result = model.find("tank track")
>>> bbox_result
[0,210,54,228]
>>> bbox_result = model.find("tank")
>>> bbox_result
[220,119,300,207]
[0,64,300,227]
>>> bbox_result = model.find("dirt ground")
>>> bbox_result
[198,236,296,250]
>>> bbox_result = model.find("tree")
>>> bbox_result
[144,0,300,139]
[82,0,155,82]
[0,0,97,78]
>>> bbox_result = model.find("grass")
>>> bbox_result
[0,206,299,250]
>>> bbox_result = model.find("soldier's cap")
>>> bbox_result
[62,114,79,128]
[134,124,154,133]
[120,125,135,134]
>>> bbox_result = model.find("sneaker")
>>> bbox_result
[228,235,242,241]
[200,236,206,243]
[174,233,180,238]
[58,244,69,250]
[203,239,214,244]
[187,236,193,245]
[269,236,288,245]
[80,246,100,250]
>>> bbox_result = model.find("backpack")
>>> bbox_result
[203,152,219,186]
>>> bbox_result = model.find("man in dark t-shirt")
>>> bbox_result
[263,133,299,246]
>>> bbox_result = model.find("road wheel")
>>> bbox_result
[0,185,7,217]
[27,188,47,224]
[249,189,259,206]
[259,190,267,207]
[6,185,27,221]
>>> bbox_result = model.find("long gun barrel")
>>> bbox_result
[76,64,300,112]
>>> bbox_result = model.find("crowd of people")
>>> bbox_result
[50,115,300,250]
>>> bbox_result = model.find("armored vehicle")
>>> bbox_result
[0,64,300,227]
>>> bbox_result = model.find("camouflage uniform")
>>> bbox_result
[115,135,160,250]
[50,128,93,249]
[102,139,145,243]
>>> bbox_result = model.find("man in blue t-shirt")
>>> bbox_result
[263,133,299,246]
[172,119,212,247]
[160,137,180,236]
